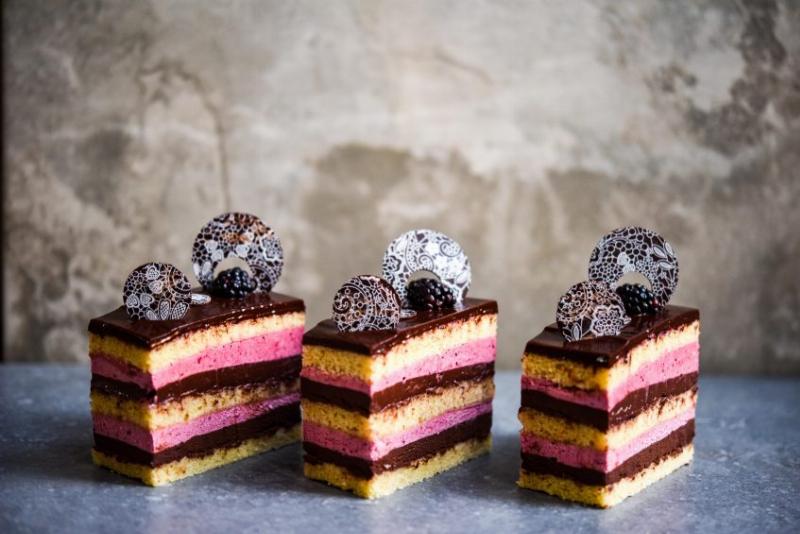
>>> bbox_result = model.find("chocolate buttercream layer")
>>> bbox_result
[525,305,699,367]
[88,291,305,349]
[301,363,494,415]
[93,402,300,467]
[521,373,698,430]
[303,298,497,356]
[304,412,492,479]
[92,356,301,401]
[521,419,694,486]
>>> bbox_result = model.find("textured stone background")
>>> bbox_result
[4,0,800,373]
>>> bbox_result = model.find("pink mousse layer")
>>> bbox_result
[91,326,303,390]
[93,392,300,453]
[521,341,699,410]
[301,336,496,394]
[303,401,492,460]
[521,407,695,471]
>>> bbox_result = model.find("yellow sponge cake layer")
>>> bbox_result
[303,314,495,384]
[91,379,299,429]
[92,425,300,486]
[522,321,698,391]
[519,389,696,450]
[302,378,494,439]
[519,443,693,508]
[305,435,491,499]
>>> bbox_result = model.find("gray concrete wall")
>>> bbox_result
[4,0,800,372]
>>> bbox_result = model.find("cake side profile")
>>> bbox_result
[303,230,495,498]
[302,298,497,498]
[518,226,697,507]
[90,291,305,486]
[518,307,699,507]
[89,212,304,485]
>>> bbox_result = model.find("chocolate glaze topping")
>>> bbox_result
[303,298,497,355]
[304,412,491,478]
[302,363,494,415]
[93,402,300,467]
[521,419,694,485]
[88,291,304,349]
[526,305,699,367]
[91,356,301,401]
[521,375,697,430]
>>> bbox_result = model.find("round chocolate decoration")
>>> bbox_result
[123,263,192,321]
[332,275,402,332]
[191,212,283,293]
[588,226,678,307]
[382,229,471,306]
[556,280,630,342]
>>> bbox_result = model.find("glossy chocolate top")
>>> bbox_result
[303,297,498,355]
[88,291,305,348]
[526,305,699,367]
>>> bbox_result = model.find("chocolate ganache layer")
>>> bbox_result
[525,305,699,367]
[521,373,698,430]
[93,402,300,467]
[303,298,497,356]
[302,363,494,415]
[88,291,305,349]
[521,419,694,485]
[92,356,301,401]
[304,413,492,479]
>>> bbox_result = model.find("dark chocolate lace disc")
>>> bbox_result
[191,212,283,293]
[332,275,402,332]
[588,226,678,306]
[556,280,630,342]
[123,263,192,321]
[382,229,471,306]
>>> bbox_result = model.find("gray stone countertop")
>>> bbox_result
[0,365,798,533]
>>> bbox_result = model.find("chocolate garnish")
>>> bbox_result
[123,263,192,321]
[332,275,401,332]
[556,280,630,342]
[588,226,679,306]
[191,212,283,293]
[382,229,471,306]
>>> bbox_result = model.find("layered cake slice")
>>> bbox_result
[90,213,304,485]
[519,227,698,507]
[519,306,699,507]
[302,230,497,498]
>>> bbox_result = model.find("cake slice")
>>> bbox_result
[89,290,304,485]
[90,212,302,485]
[518,306,699,507]
[302,296,497,498]
[303,230,495,498]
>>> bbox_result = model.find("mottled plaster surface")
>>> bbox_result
[4,0,800,372]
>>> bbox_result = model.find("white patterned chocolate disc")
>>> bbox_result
[191,212,283,293]
[382,229,471,306]
[332,275,402,332]
[588,226,678,307]
[556,280,630,342]
[123,263,192,321]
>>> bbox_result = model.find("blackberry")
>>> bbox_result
[212,267,257,298]
[615,283,662,315]
[407,278,456,311]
